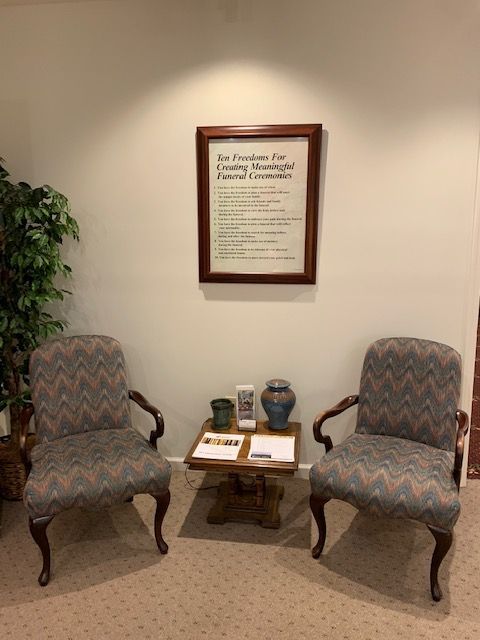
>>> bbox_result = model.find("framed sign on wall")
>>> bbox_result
[196,123,322,284]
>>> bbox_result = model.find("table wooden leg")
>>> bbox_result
[207,474,284,528]
[255,475,265,507]
[227,473,240,505]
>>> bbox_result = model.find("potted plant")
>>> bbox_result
[0,159,79,499]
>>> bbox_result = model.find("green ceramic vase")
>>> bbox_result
[210,398,233,429]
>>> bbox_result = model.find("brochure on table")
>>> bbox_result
[236,385,255,423]
[192,432,245,461]
[247,434,295,462]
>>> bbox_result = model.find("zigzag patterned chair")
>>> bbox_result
[309,337,469,601]
[19,335,172,586]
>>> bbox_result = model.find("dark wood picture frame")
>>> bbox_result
[196,124,322,284]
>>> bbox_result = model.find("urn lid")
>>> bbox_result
[265,378,291,389]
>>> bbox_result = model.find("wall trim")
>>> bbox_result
[461,125,480,486]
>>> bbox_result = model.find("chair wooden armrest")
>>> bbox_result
[129,390,165,448]
[313,395,359,452]
[453,409,469,490]
[19,404,35,475]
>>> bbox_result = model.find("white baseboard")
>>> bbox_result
[167,457,312,480]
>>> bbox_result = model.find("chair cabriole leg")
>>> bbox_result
[310,494,330,559]
[29,515,54,586]
[152,490,170,554]
[427,525,453,601]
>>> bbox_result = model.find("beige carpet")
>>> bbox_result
[1,471,479,639]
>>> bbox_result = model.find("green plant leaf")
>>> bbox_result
[0,160,79,438]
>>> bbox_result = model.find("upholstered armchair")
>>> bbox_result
[309,337,469,601]
[20,335,171,586]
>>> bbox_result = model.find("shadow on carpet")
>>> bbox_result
[276,499,456,615]
[177,474,311,549]
[0,497,167,605]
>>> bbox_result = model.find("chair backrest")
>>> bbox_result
[30,335,132,443]
[355,337,461,451]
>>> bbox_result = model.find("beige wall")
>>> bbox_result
[1,0,479,469]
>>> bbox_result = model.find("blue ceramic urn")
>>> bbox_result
[261,379,296,430]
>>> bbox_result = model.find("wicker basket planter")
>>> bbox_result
[0,435,36,501]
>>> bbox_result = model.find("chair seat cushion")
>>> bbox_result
[24,428,172,519]
[309,433,460,530]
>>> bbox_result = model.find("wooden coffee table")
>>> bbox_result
[183,419,301,528]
